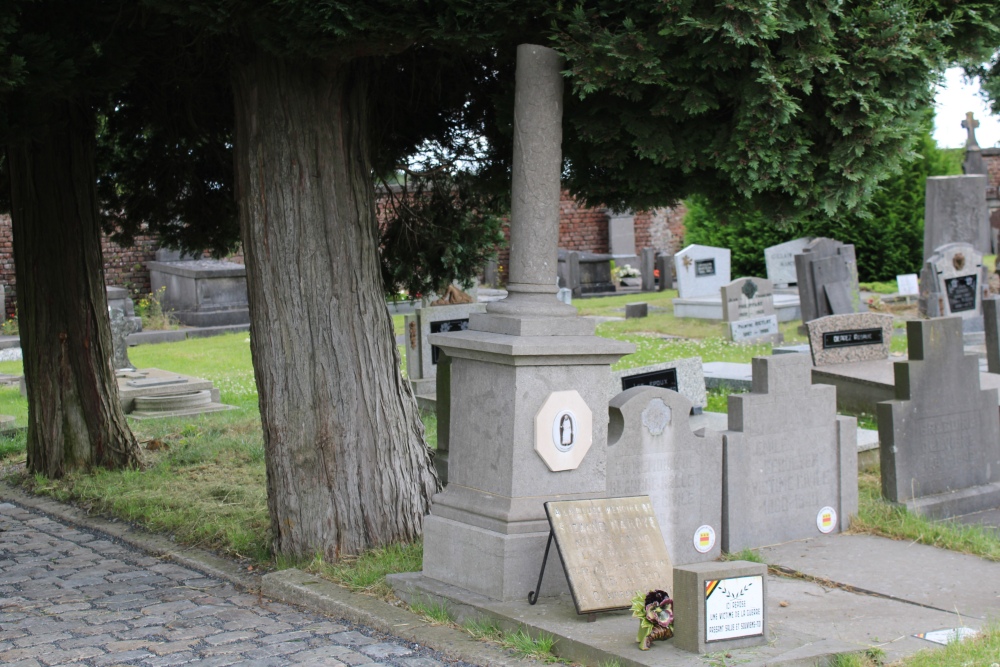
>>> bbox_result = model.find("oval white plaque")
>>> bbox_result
[817,506,837,534]
[693,524,716,553]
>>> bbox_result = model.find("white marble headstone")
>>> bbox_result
[764,238,812,287]
[673,244,731,299]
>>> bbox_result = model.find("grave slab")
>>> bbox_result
[722,354,857,552]
[672,293,800,322]
[878,317,1000,518]
[147,259,250,327]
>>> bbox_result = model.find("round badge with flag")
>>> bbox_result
[816,506,837,534]
[693,525,716,553]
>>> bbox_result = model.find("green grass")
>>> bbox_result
[830,624,1000,667]
[722,548,765,564]
[852,470,1000,561]
[303,541,423,599]
[409,600,454,625]
[858,281,898,295]
[463,618,561,662]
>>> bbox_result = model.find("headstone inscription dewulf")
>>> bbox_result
[763,238,812,288]
[541,496,674,614]
[924,175,990,259]
[878,317,1000,518]
[805,313,894,367]
[794,237,864,326]
[607,387,723,565]
[919,242,986,325]
[721,277,781,344]
[722,354,858,552]
[674,245,732,299]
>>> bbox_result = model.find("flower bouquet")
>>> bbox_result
[631,589,674,650]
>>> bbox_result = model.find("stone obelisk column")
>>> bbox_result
[412,45,634,603]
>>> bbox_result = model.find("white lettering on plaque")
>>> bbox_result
[705,575,764,642]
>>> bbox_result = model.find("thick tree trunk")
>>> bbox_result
[6,101,141,476]
[232,50,439,560]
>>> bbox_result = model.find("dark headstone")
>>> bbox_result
[640,248,656,291]
[625,302,648,319]
[985,297,1000,374]
[793,238,864,326]
[656,253,673,291]
[434,350,451,485]
[879,317,1000,518]
[109,308,139,371]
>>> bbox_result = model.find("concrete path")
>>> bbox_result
[0,501,474,667]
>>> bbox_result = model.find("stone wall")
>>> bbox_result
[984,149,1000,239]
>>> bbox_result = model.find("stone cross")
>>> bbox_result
[962,111,980,149]
[109,307,138,371]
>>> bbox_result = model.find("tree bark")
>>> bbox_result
[232,50,439,560]
[6,101,141,476]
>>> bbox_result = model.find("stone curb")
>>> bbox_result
[0,482,542,667]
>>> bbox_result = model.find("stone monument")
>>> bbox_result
[878,317,1000,518]
[794,237,864,326]
[764,237,812,288]
[147,251,250,327]
[607,386,723,565]
[673,244,731,299]
[109,308,138,372]
[806,313,894,367]
[919,242,986,327]
[611,357,707,413]
[721,277,781,344]
[415,44,633,602]
[722,354,858,552]
[962,112,987,177]
[924,175,990,258]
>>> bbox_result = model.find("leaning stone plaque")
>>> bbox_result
[531,496,673,614]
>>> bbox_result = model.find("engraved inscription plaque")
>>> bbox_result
[695,259,716,277]
[545,496,673,614]
[945,275,977,313]
[621,368,679,393]
[821,328,884,349]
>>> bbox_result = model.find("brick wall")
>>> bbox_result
[634,204,687,256]
[985,148,1000,198]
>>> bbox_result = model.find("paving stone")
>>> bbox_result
[402,658,446,667]
[360,642,415,659]
[330,630,377,646]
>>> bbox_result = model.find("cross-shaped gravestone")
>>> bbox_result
[962,111,980,149]
[109,307,138,371]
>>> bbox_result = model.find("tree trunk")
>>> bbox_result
[6,101,141,476]
[232,50,439,560]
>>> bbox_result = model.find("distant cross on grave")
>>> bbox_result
[962,111,980,149]
[109,307,138,371]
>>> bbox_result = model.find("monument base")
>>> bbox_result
[116,368,235,418]
[672,294,800,322]
[900,481,1000,520]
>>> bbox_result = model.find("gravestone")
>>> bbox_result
[985,298,1000,374]
[625,302,648,319]
[674,245,731,299]
[607,386,723,565]
[962,112,987,177]
[673,561,768,654]
[611,357,707,413]
[147,258,250,326]
[764,238,812,287]
[806,313,894,366]
[607,210,637,258]
[640,248,656,291]
[106,287,142,332]
[721,277,781,344]
[404,302,487,381]
[918,242,986,326]
[109,308,138,372]
[924,175,990,258]
[794,237,864,325]
[557,250,615,296]
[722,354,858,552]
[656,253,673,291]
[878,317,1000,518]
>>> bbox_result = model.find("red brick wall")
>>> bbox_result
[634,204,687,256]
[985,149,999,199]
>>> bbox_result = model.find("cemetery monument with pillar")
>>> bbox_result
[412,44,633,602]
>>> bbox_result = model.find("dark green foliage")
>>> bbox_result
[684,113,963,281]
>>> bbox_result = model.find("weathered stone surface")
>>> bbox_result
[730,316,780,343]
[416,302,487,381]
[557,250,615,297]
[108,308,138,372]
[919,242,986,322]
[625,302,648,319]
[608,210,637,257]
[674,245,731,299]
[147,259,250,327]
[722,354,858,552]
[722,277,775,322]
[794,238,864,325]
[878,317,1000,518]
[806,313,894,366]
[985,297,1000,374]
[764,238,812,287]
[673,561,768,655]
[611,357,707,411]
[924,175,990,259]
[607,387,723,565]
[657,254,673,291]
[641,248,656,291]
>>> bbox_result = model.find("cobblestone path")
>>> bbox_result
[0,502,470,667]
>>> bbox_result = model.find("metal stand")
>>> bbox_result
[527,531,554,605]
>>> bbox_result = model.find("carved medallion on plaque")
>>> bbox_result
[534,391,593,472]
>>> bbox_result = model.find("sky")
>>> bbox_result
[933,67,1000,148]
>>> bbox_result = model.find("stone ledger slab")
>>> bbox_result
[878,317,1000,518]
[607,387,722,565]
[147,259,250,327]
[722,354,857,552]
[806,313,893,366]
[672,293,800,322]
